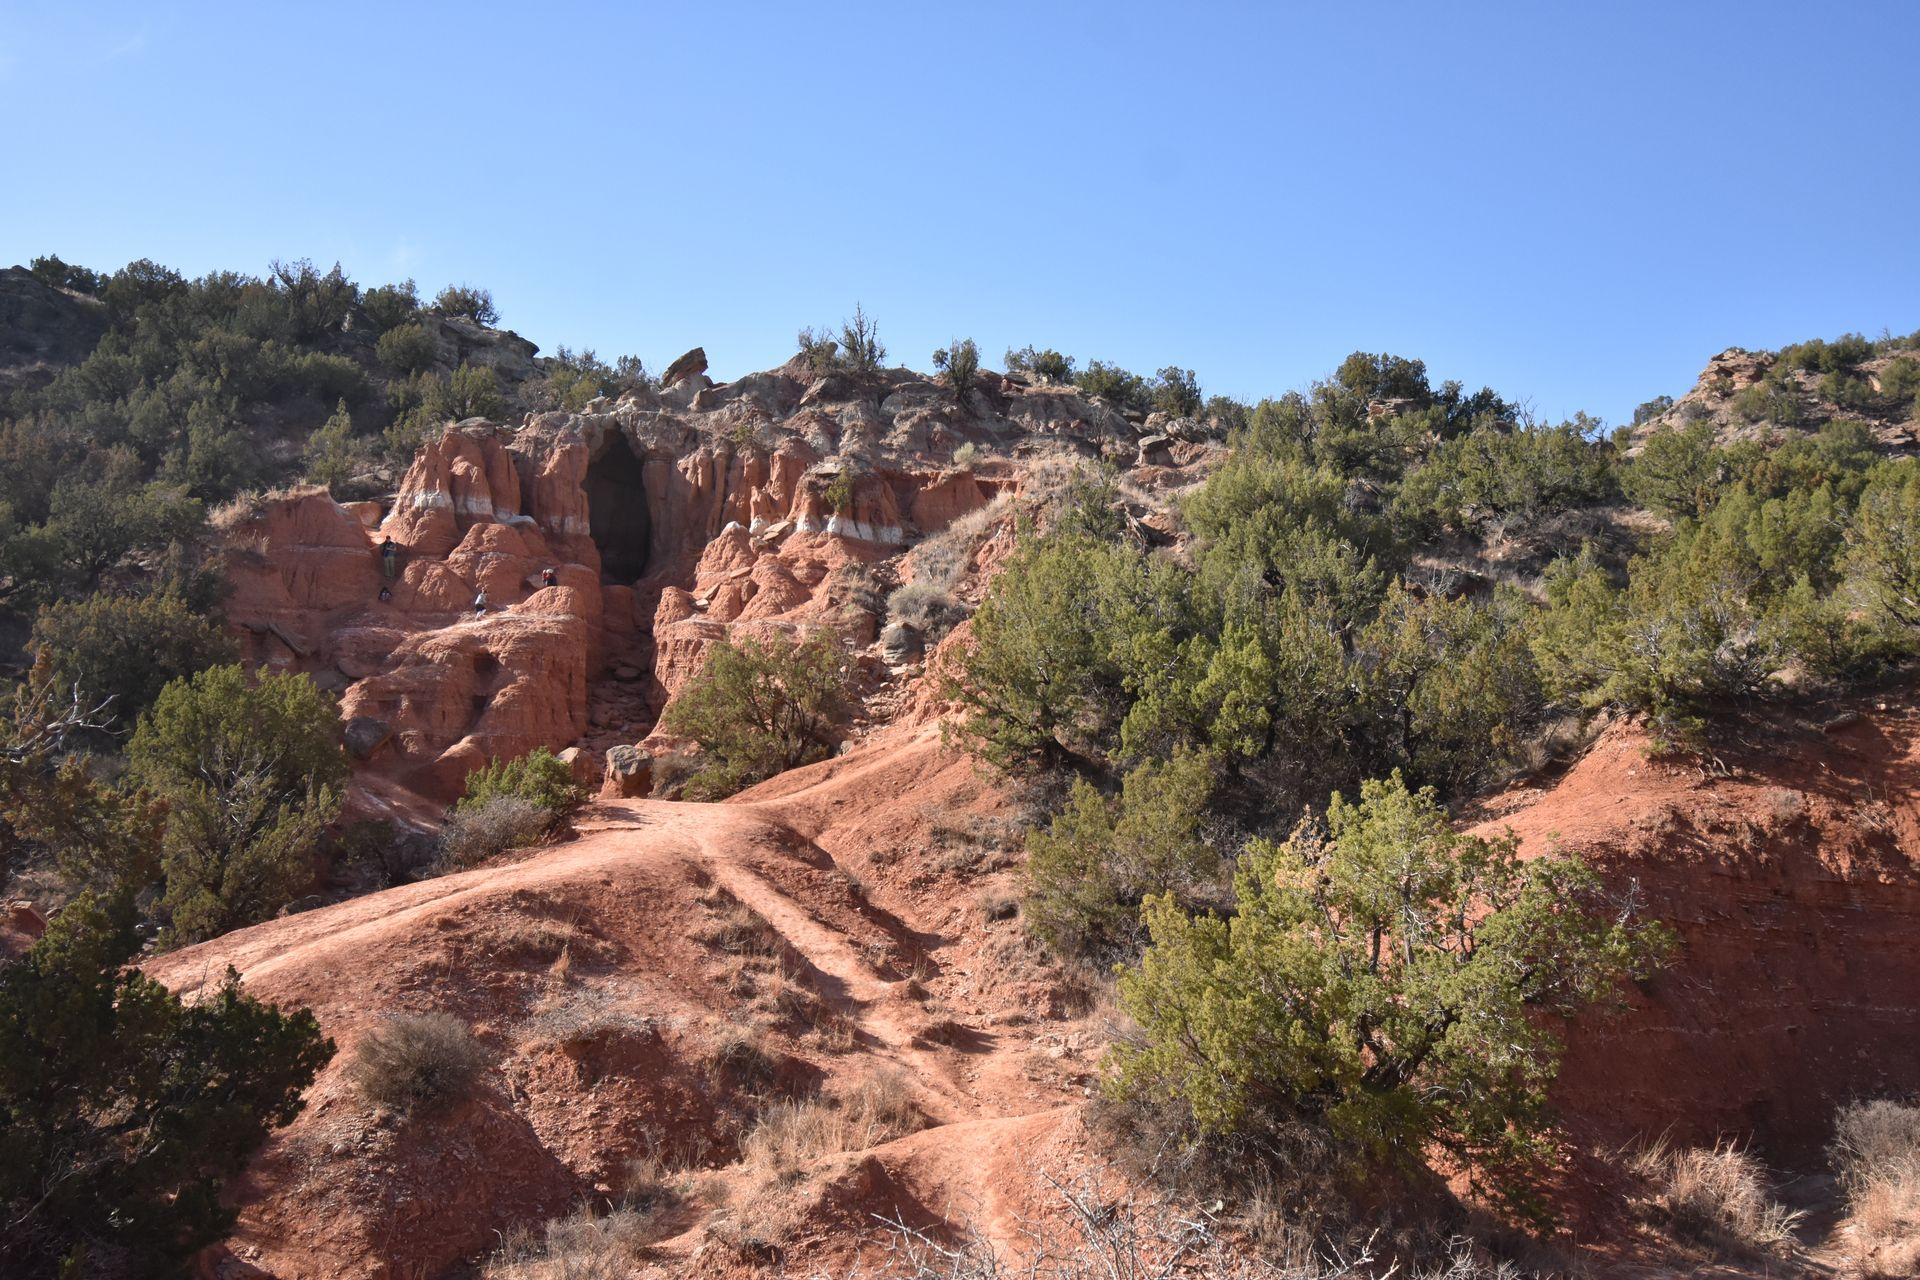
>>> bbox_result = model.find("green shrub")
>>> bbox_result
[303,398,366,492]
[1842,461,1920,633]
[0,888,332,1276]
[455,746,585,832]
[360,279,420,333]
[1732,378,1811,427]
[1394,419,1616,530]
[376,321,438,374]
[837,303,886,372]
[1109,773,1669,1177]
[1075,359,1151,413]
[1151,366,1202,418]
[1003,345,1075,384]
[129,666,347,944]
[433,284,498,326]
[1024,751,1219,959]
[932,337,980,404]
[1622,421,1722,518]
[1879,356,1920,405]
[821,470,855,513]
[28,591,236,732]
[661,633,851,798]
[27,253,104,295]
[448,362,504,420]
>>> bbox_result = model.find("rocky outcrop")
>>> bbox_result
[216,362,1210,802]
[660,345,707,387]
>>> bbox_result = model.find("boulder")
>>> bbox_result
[601,745,653,799]
[556,745,596,785]
[879,621,923,663]
[1135,434,1174,467]
[343,716,394,760]
[661,346,709,388]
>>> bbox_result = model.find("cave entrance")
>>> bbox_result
[586,437,652,582]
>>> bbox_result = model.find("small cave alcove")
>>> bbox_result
[586,437,652,582]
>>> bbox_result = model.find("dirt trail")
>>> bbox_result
[149,733,1084,1277]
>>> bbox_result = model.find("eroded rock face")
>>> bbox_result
[1479,702,1920,1164]
[217,365,1217,801]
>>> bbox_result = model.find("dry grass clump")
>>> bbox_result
[705,1021,782,1093]
[741,1071,926,1183]
[434,796,551,872]
[1629,1139,1802,1257]
[1831,1100,1920,1279]
[345,1012,486,1115]
[483,1204,653,1280]
[886,582,970,643]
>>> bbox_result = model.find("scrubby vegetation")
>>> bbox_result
[944,335,1920,1233]
[0,888,332,1276]
[345,1011,486,1114]
[434,748,587,871]
[662,633,853,798]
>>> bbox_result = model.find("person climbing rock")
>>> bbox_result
[378,586,392,603]
[541,567,558,587]
[379,536,398,580]
[473,588,488,617]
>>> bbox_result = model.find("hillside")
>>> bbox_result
[5,267,1920,1278]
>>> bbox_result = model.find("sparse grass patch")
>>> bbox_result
[483,1204,653,1279]
[345,1012,486,1115]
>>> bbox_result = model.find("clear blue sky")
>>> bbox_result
[3,1,1916,426]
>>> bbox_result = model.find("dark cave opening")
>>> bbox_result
[586,437,652,582]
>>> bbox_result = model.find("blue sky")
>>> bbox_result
[2,1,1916,425]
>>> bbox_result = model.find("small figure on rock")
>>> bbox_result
[542,567,558,588]
[473,588,488,617]
[378,586,392,603]
[379,536,398,580]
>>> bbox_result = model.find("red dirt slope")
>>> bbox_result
[1478,696,1920,1166]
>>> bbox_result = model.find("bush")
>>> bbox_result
[28,590,236,732]
[885,581,969,643]
[1394,418,1616,530]
[0,889,332,1276]
[1881,356,1920,405]
[433,284,498,326]
[1024,751,1220,959]
[456,746,585,830]
[1845,461,1920,633]
[434,796,552,871]
[1831,1100,1920,1192]
[1152,366,1202,418]
[27,253,104,295]
[448,361,505,420]
[303,398,368,491]
[484,1205,654,1280]
[345,1012,485,1114]
[932,337,980,404]
[129,665,347,943]
[1075,359,1151,413]
[1632,1140,1802,1257]
[360,279,420,333]
[662,633,851,798]
[1622,421,1721,517]
[375,321,438,374]
[1004,345,1076,384]
[1109,774,1670,1181]
[837,303,885,372]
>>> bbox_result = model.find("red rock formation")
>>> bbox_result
[1477,701,1920,1165]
